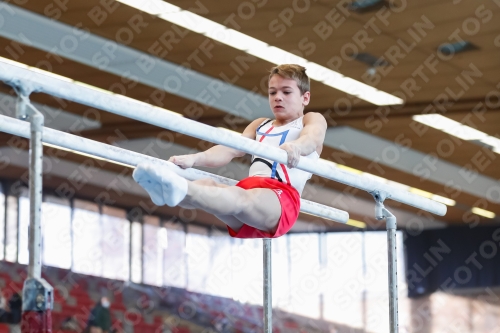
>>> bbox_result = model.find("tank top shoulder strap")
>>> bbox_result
[257,118,273,131]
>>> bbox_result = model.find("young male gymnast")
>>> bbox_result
[133,64,327,238]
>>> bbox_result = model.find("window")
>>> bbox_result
[41,196,71,269]
[323,232,364,328]
[163,221,186,288]
[72,200,102,276]
[272,235,290,308]
[101,206,130,281]
[143,216,163,286]
[231,238,262,305]
[18,192,29,265]
[186,225,211,293]
[5,195,18,262]
[205,230,232,298]
[288,233,321,318]
[364,232,390,332]
[130,221,142,284]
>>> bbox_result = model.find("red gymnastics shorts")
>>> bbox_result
[226,176,301,239]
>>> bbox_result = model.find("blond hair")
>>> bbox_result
[269,64,310,95]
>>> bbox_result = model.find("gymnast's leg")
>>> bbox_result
[178,178,247,232]
[183,178,281,233]
[133,164,281,233]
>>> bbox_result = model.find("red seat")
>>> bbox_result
[53,289,68,303]
[59,305,91,321]
[123,310,143,325]
[0,272,11,281]
[51,312,69,329]
[74,296,96,309]
[113,292,124,304]
[110,303,127,311]
[70,288,90,299]
[134,323,160,333]
[5,281,23,293]
[284,320,299,328]
[110,319,123,331]
[0,324,9,333]
[16,268,28,280]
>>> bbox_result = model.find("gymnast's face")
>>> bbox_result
[268,75,310,120]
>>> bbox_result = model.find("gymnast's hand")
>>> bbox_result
[168,154,198,169]
[279,142,301,168]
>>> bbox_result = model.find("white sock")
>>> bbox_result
[132,165,166,206]
[133,163,188,207]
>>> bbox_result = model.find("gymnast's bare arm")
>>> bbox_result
[279,112,327,168]
[168,117,268,169]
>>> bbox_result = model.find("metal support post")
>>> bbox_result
[263,239,272,333]
[15,91,44,279]
[16,92,53,333]
[28,109,43,279]
[372,191,399,333]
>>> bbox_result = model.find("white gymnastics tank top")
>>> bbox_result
[249,116,320,195]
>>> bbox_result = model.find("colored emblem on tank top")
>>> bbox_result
[253,122,292,185]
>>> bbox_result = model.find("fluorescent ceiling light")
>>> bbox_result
[220,30,268,52]
[118,0,180,15]
[159,11,213,34]
[413,114,499,153]
[347,219,367,228]
[0,57,184,118]
[409,188,432,198]
[480,136,500,154]
[43,142,135,168]
[471,207,496,219]
[414,114,457,131]
[431,195,456,206]
[0,56,54,77]
[452,126,486,141]
[408,189,456,206]
[115,0,403,106]
[0,56,28,68]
